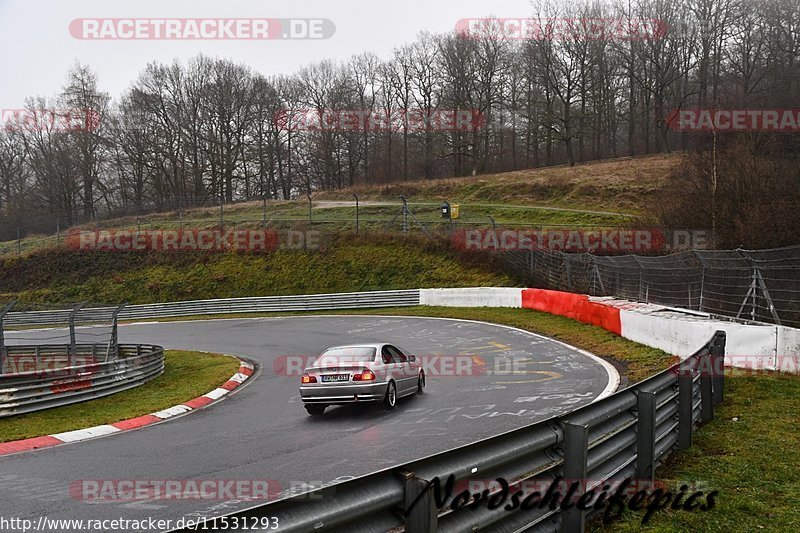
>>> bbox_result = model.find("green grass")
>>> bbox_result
[592,370,800,531]
[0,350,240,442]
[0,236,515,305]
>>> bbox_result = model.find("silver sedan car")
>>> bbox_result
[299,343,425,415]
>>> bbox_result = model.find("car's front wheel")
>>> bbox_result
[383,381,397,410]
[305,404,326,416]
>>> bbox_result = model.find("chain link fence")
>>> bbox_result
[0,197,637,257]
[502,245,800,328]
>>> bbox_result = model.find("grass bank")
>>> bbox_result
[594,370,800,531]
[0,350,240,442]
[0,236,514,305]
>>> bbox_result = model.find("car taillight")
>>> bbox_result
[353,369,376,381]
[301,374,317,384]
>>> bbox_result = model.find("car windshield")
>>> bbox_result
[313,347,376,366]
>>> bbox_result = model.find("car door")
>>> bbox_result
[386,345,414,394]
[380,345,402,386]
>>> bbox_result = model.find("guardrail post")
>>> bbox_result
[68,302,86,362]
[562,421,589,533]
[0,300,17,375]
[400,471,437,532]
[700,352,714,424]
[109,303,126,360]
[636,389,657,482]
[710,331,726,405]
[678,360,694,450]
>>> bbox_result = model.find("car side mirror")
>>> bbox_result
[408,355,416,362]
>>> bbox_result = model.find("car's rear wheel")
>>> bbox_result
[417,372,425,394]
[383,381,397,410]
[305,404,326,416]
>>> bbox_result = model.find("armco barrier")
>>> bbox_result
[521,288,800,371]
[2,290,421,327]
[522,288,622,334]
[173,331,726,533]
[420,288,522,308]
[0,344,164,417]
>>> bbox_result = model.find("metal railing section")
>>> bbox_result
[175,331,725,533]
[0,344,164,417]
[1,290,421,327]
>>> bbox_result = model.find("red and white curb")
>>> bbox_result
[0,360,254,457]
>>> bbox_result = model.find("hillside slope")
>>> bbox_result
[0,236,514,306]
[314,153,681,213]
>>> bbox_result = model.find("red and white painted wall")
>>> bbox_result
[419,288,800,373]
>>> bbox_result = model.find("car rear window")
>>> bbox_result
[314,347,376,365]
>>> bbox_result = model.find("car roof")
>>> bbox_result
[324,343,385,351]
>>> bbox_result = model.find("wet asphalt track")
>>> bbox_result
[0,315,616,531]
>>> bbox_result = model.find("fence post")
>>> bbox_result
[633,256,644,301]
[561,421,589,533]
[710,331,726,405]
[591,259,606,295]
[692,250,708,312]
[401,195,409,233]
[750,268,757,322]
[678,360,694,450]
[636,389,657,482]
[307,193,313,226]
[219,195,224,229]
[400,471,437,532]
[353,194,359,234]
[564,258,573,291]
[488,215,497,235]
[17,227,21,255]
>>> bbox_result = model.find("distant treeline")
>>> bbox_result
[1,0,799,239]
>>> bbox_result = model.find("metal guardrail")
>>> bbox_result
[174,331,726,533]
[2,290,421,327]
[0,344,164,417]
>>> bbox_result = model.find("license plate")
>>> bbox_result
[321,374,350,382]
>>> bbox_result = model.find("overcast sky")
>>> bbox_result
[0,0,533,108]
